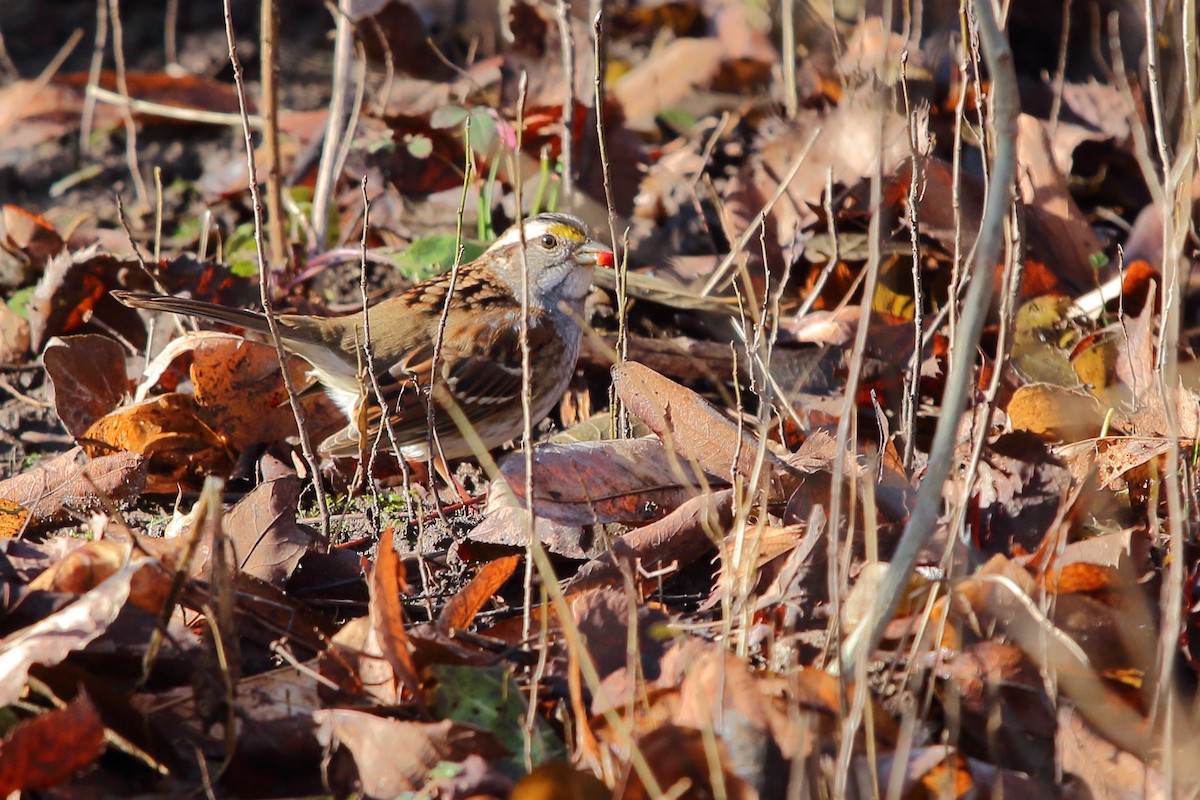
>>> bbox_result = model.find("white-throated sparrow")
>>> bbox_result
[114,213,614,461]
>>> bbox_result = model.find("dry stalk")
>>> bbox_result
[221,0,329,540]
[311,0,355,252]
[555,0,576,197]
[260,0,287,269]
[105,0,150,211]
[81,0,107,155]
[838,0,1020,673]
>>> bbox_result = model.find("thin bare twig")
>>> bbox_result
[222,0,330,540]
[311,0,355,252]
[106,0,150,211]
[260,0,287,269]
[839,0,1020,673]
[555,0,576,198]
[81,0,108,155]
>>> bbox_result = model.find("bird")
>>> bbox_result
[113,213,614,464]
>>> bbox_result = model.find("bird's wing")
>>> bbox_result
[318,312,559,458]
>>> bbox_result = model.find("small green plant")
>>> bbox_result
[389,235,487,284]
[7,286,34,319]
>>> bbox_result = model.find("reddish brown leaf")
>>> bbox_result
[189,336,343,450]
[436,555,519,633]
[612,361,794,498]
[83,394,233,491]
[569,489,734,594]
[1015,114,1106,294]
[0,692,105,794]
[497,438,711,526]
[618,723,757,800]
[0,447,146,529]
[370,530,425,708]
[1,204,64,267]
[42,334,130,438]
[27,249,143,351]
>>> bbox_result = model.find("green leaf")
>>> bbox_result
[6,286,34,319]
[230,259,258,278]
[430,105,469,129]
[390,234,486,282]
[404,133,433,159]
[467,107,498,155]
[658,106,698,133]
[430,664,565,776]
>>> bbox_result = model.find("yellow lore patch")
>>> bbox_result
[545,222,586,243]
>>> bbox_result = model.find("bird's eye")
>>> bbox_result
[539,234,557,249]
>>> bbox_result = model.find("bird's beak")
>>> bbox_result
[574,240,615,268]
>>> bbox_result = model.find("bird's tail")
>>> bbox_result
[112,291,272,335]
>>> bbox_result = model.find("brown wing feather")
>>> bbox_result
[319,312,559,458]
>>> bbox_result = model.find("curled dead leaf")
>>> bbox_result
[83,393,233,491]
[1008,383,1107,441]
[612,361,796,500]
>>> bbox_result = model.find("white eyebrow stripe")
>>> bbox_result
[489,220,554,250]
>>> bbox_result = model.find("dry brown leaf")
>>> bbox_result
[42,334,130,438]
[0,302,31,364]
[83,393,233,491]
[1074,436,1173,491]
[612,361,794,499]
[436,555,519,634]
[571,588,672,697]
[27,247,143,351]
[0,447,145,529]
[28,539,170,614]
[369,530,425,709]
[223,477,318,586]
[612,39,736,133]
[0,498,30,538]
[952,555,1159,764]
[1007,383,1106,441]
[0,557,148,706]
[190,336,343,449]
[931,640,1057,777]
[1016,114,1107,292]
[313,711,503,797]
[497,438,711,527]
[1058,705,1164,800]
[468,492,595,559]
[569,489,734,594]
[1,204,64,268]
[617,723,758,800]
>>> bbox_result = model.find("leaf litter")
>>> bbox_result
[0,0,1199,798]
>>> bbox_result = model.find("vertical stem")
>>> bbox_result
[839,0,1020,673]
[311,0,354,252]
[222,0,329,540]
[555,0,576,198]
[260,0,287,270]
[781,0,797,117]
